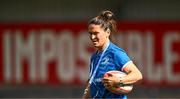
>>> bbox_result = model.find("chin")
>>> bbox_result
[93,44,99,48]
[92,43,100,48]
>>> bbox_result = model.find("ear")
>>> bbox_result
[107,29,111,34]
[106,29,111,37]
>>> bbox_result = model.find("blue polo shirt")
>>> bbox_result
[89,41,132,99]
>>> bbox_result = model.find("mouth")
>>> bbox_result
[91,40,98,45]
[92,40,98,44]
[91,38,99,45]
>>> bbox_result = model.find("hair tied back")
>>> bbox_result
[100,10,114,20]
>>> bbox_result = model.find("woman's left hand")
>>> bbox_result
[102,76,120,89]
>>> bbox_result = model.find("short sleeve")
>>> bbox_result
[114,50,132,71]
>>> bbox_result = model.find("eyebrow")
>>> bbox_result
[89,31,99,34]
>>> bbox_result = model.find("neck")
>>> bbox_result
[98,39,110,52]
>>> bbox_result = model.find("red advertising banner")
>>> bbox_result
[0,22,180,87]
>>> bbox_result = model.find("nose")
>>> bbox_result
[90,34,96,40]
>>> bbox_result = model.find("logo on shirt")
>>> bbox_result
[101,57,109,64]
[94,78,102,83]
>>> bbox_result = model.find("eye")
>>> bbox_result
[89,32,98,36]
[88,32,92,35]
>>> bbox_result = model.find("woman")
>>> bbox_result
[82,10,142,99]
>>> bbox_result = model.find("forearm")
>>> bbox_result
[120,70,142,84]
[117,62,143,85]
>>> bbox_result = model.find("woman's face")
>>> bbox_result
[88,24,110,50]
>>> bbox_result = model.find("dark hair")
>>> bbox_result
[88,10,117,35]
